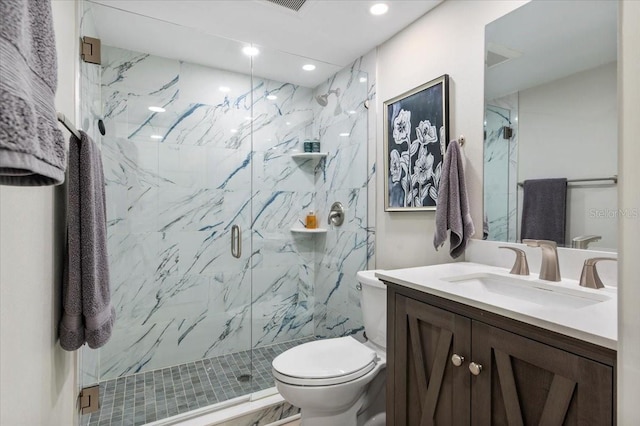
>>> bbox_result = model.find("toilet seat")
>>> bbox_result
[272,337,379,386]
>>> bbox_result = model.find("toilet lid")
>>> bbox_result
[272,337,378,386]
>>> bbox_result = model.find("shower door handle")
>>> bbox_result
[231,225,242,258]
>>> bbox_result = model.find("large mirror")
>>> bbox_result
[483,0,618,251]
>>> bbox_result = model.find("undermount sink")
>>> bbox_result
[442,272,611,309]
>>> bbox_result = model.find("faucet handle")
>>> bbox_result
[579,257,617,289]
[498,247,530,275]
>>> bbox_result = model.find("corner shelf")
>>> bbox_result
[290,227,327,234]
[291,152,328,160]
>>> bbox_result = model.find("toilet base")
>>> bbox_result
[300,403,361,426]
[363,413,386,426]
[292,367,385,426]
[356,369,385,426]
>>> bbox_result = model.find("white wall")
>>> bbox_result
[618,0,640,422]
[375,0,528,269]
[0,1,77,425]
[518,63,618,249]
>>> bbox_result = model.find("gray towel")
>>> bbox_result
[520,178,567,245]
[0,0,66,185]
[60,131,115,350]
[434,140,475,258]
[483,213,489,240]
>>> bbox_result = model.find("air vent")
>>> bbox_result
[265,0,307,12]
[486,42,522,68]
[486,50,511,68]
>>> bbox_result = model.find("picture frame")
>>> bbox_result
[383,74,449,211]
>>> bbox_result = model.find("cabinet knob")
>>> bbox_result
[451,354,465,367]
[469,362,483,376]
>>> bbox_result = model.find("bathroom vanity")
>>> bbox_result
[377,263,616,425]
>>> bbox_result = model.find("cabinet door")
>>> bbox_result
[391,295,471,426]
[471,321,613,426]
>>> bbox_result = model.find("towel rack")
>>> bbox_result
[517,176,618,187]
[57,112,81,140]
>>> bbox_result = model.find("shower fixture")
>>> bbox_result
[315,88,341,106]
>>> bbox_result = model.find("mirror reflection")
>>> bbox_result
[483,0,618,251]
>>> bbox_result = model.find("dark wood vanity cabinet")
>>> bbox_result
[386,283,616,426]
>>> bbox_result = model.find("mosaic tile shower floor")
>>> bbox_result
[81,338,312,426]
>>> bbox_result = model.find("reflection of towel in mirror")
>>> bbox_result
[483,213,489,240]
[434,140,475,258]
[60,131,115,351]
[520,178,567,245]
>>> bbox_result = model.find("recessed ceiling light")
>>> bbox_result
[242,46,260,56]
[286,122,291,125]
[370,3,389,15]
[230,129,238,133]
[266,94,278,100]
[348,110,357,115]
[150,134,163,140]
[359,77,367,83]
[148,106,165,113]
[219,86,230,93]
[339,132,350,137]
[302,64,316,71]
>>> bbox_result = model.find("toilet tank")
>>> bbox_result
[357,270,387,350]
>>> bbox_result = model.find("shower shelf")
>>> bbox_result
[291,152,328,160]
[290,227,327,234]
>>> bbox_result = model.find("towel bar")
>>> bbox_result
[517,176,617,187]
[56,112,81,139]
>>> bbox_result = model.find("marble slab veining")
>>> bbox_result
[89,44,371,381]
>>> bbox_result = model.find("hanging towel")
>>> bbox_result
[520,178,567,245]
[0,0,66,186]
[434,140,475,258]
[483,213,489,240]
[60,131,115,351]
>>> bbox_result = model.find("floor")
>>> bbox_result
[81,338,312,426]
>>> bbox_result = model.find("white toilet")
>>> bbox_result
[272,270,387,426]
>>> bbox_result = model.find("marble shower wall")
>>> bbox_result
[484,93,518,242]
[312,58,371,339]
[98,45,317,380]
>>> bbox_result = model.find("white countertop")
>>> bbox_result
[376,262,617,350]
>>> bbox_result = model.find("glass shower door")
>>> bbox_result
[79,2,257,423]
[79,2,372,424]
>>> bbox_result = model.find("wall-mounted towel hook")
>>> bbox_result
[458,135,465,146]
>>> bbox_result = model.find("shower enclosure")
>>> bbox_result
[79,2,371,425]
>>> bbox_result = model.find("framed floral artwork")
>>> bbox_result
[384,74,449,211]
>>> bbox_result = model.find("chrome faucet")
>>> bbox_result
[579,257,617,289]
[572,235,602,249]
[523,239,561,281]
[498,247,529,275]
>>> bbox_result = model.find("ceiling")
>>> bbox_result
[484,0,617,100]
[88,0,442,88]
